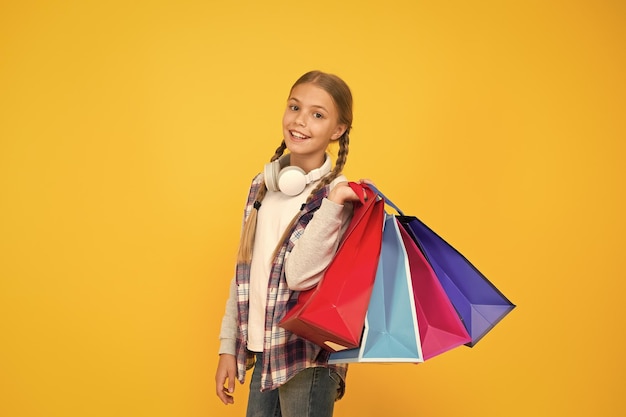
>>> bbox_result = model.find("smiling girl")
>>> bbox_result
[215,71,362,417]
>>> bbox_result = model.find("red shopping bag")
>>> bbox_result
[279,183,385,352]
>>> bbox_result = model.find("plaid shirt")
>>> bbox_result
[235,173,348,394]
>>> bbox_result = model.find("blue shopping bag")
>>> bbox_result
[329,213,423,364]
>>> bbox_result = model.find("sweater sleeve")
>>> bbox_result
[284,197,353,291]
[218,276,238,355]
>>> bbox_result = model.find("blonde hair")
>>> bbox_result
[236,71,353,264]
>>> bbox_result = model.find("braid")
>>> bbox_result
[271,140,287,162]
[236,140,287,263]
[305,132,350,203]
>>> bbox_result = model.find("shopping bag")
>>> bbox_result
[367,184,515,347]
[399,214,515,346]
[329,213,423,363]
[398,224,472,360]
[279,182,385,352]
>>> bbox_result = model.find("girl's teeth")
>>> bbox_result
[292,131,306,139]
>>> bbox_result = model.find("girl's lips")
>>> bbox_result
[290,130,309,139]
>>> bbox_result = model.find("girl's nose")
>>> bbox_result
[295,114,306,126]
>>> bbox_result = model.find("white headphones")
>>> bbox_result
[264,153,332,196]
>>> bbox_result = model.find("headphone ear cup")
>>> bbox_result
[277,166,307,196]
[264,160,281,192]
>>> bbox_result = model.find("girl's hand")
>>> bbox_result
[327,179,372,205]
[215,354,237,405]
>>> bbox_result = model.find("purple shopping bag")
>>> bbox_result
[398,215,515,346]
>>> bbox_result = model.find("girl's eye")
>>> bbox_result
[313,112,324,119]
[289,105,299,111]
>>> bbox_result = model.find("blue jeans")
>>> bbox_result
[246,353,342,417]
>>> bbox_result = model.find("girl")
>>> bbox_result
[215,70,362,417]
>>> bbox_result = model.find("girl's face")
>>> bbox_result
[282,82,346,171]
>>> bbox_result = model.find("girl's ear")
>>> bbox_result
[331,124,347,141]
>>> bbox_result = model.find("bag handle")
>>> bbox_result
[365,183,405,216]
[347,181,377,205]
[338,182,381,248]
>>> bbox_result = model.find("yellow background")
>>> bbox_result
[1,1,624,416]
